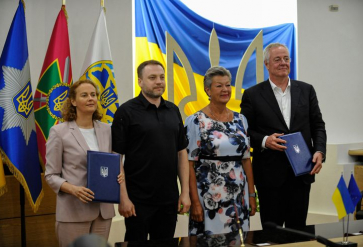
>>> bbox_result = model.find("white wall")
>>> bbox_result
[0,0,133,104]
[297,0,363,144]
[297,0,363,217]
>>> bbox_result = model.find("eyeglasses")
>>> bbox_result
[273,57,290,64]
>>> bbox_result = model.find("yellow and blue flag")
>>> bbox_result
[0,0,43,212]
[135,0,296,118]
[332,175,355,219]
[80,7,119,124]
[348,174,362,207]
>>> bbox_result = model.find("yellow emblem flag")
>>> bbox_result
[80,7,119,124]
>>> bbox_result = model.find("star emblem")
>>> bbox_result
[0,59,36,145]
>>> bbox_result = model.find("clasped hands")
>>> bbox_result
[266,133,323,175]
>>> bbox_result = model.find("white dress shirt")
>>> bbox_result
[262,78,291,148]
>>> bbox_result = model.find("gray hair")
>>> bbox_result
[263,43,289,64]
[203,66,232,89]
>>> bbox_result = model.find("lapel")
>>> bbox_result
[290,80,301,129]
[260,80,289,130]
[94,121,106,152]
[69,121,89,154]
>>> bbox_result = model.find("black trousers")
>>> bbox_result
[124,202,178,242]
[256,174,311,229]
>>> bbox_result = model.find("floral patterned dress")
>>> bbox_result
[185,111,251,236]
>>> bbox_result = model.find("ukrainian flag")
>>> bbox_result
[135,0,296,119]
[332,175,355,219]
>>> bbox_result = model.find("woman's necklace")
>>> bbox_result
[209,105,230,122]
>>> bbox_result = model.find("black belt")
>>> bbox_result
[199,154,242,162]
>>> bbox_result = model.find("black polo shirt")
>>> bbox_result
[112,93,187,205]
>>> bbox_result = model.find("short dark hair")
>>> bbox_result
[137,60,165,79]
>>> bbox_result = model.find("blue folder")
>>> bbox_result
[279,132,313,176]
[87,150,120,203]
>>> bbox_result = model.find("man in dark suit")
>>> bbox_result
[240,43,326,228]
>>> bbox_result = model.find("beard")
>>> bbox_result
[143,87,165,98]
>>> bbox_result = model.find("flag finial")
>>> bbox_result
[21,0,26,11]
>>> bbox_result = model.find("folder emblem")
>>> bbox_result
[293,145,300,154]
[100,166,108,178]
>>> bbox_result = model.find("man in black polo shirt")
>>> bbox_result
[112,60,190,241]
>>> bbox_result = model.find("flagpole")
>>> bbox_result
[233,203,245,246]
[346,214,350,243]
[101,0,104,7]
[345,171,354,243]
[341,172,345,244]
[342,216,346,243]
[20,186,26,247]
[62,0,66,5]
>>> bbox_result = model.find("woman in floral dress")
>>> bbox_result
[185,66,256,236]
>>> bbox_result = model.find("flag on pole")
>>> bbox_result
[0,0,43,211]
[332,175,355,219]
[80,7,119,124]
[0,156,7,197]
[34,5,73,169]
[135,0,296,118]
[348,173,362,207]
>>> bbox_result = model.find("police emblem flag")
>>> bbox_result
[80,6,119,124]
[0,0,43,211]
[34,4,73,170]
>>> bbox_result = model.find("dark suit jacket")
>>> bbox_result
[241,79,326,188]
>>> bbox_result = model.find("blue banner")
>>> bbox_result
[135,0,296,116]
[0,0,43,212]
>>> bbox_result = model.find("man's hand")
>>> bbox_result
[310,152,323,175]
[178,192,191,214]
[190,202,204,222]
[265,133,287,151]
[119,197,136,218]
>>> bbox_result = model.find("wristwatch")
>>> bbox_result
[249,193,256,198]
